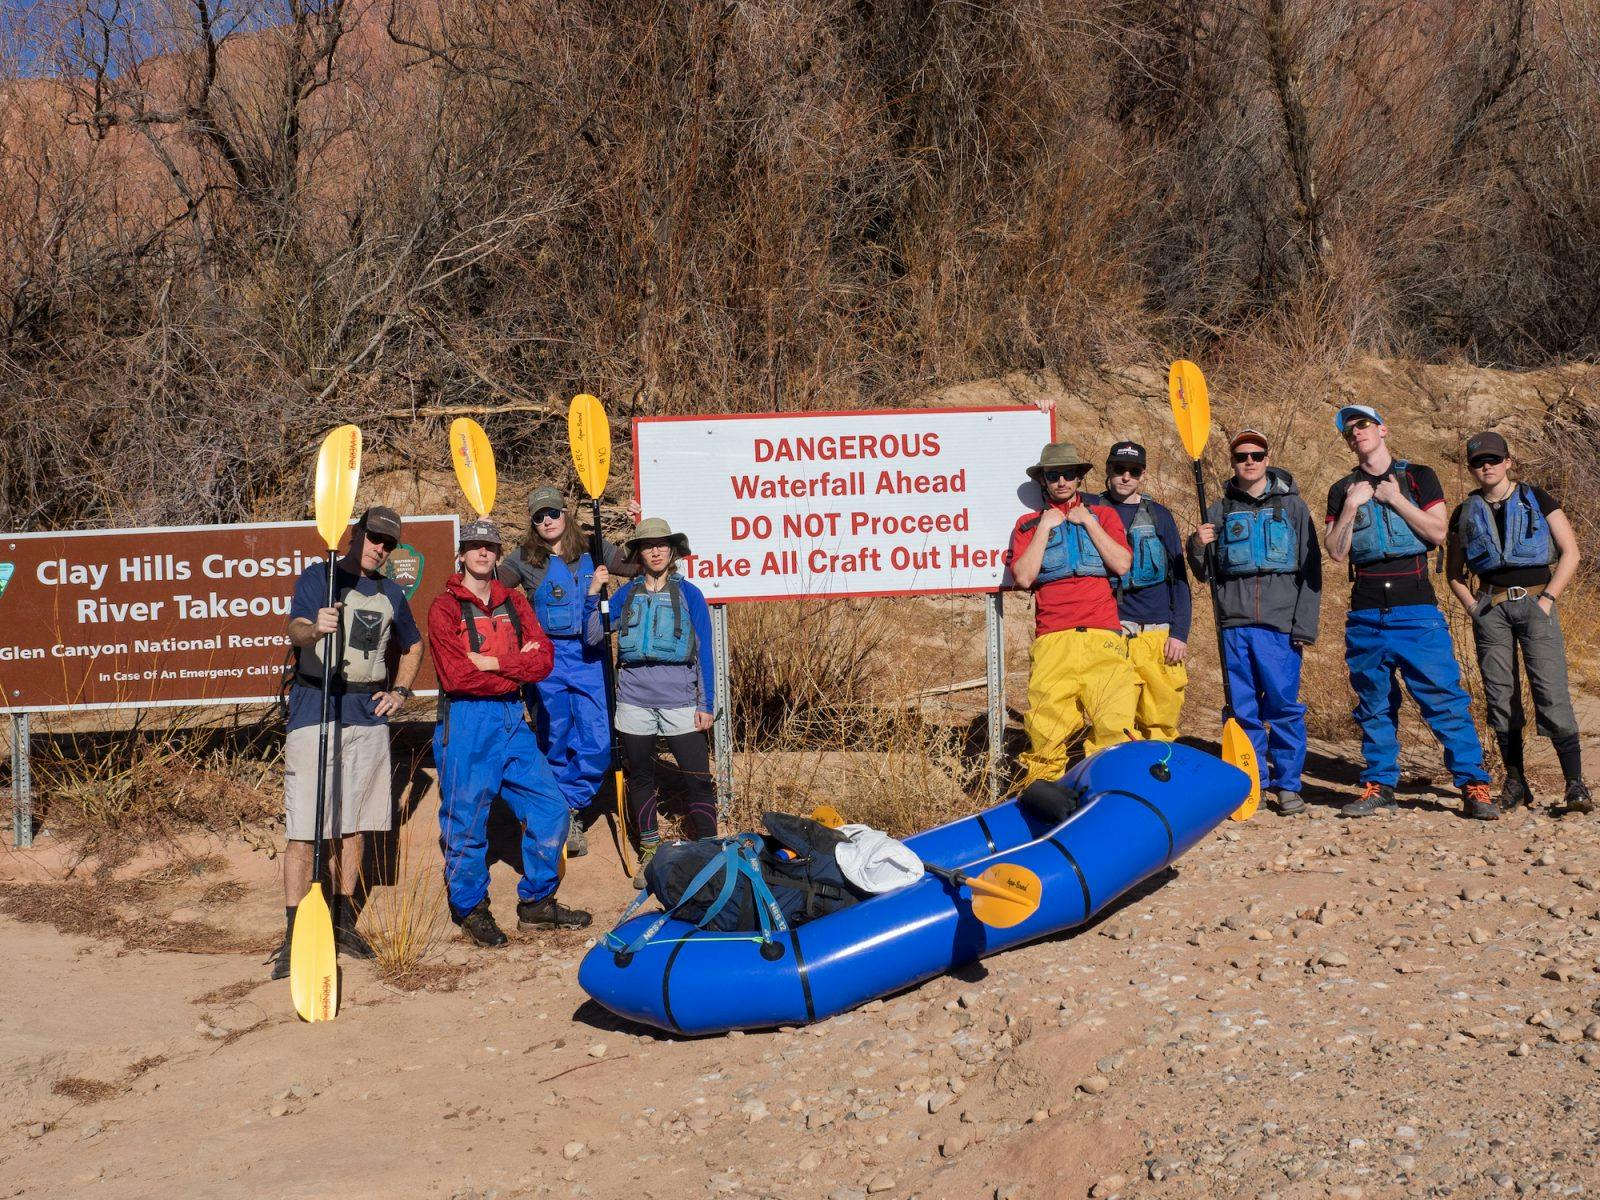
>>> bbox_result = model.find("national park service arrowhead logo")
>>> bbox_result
[0,562,12,601]
[383,544,424,598]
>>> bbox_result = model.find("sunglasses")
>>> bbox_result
[1232,450,1268,464]
[1108,464,1145,478]
[532,508,564,524]
[367,535,398,552]
[1469,454,1505,470]
[1043,466,1089,483]
[1342,418,1377,435]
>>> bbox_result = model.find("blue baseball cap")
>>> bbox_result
[1335,404,1384,433]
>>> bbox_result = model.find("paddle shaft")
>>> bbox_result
[1189,460,1240,720]
[310,548,339,887]
[923,861,1015,904]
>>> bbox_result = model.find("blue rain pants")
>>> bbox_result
[434,695,569,918]
[1222,624,1306,792]
[1344,604,1488,787]
[530,639,612,811]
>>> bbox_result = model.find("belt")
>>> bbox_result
[1486,583,1546,608]
[294,671,385,695]
[1120,621,1170,636]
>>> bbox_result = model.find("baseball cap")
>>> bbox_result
[358,506,403,543]
[1465,431,1510,461]
[459,518,504,548]
[1106,440,1146,468]
[1335,404,1384,433]
[1228,429,1270,452]
[526,486,565,515]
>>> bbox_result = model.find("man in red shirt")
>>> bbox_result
[428,518,591,948]
[1009,441,1138,785]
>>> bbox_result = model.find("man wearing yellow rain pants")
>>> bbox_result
[1095,440,1192,741]
[1008,441,1138,784]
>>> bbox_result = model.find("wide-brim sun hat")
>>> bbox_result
[1026,441,1092,483]
[624,517,690,562]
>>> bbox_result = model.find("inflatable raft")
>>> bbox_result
[578,740,1248,1035]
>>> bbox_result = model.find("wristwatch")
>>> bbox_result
[393,685,414,699]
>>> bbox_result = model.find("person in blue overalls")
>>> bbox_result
[1446,431,1591,815]
[1324,405,1494,820]
[499,487,637,857]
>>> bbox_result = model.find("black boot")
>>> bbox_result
[457,901,508,948]
[268,906,295,980]
[334,897,376,959]
[1461,782,1500,821]
[1565,779,1595,815]
[1498,773,1531,812]
[1341,782,1396,817]
[517,895,593,930]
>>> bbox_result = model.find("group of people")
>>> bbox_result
[1012,404,1591,824]
[269,493,716,976]
[268,401,1590,974]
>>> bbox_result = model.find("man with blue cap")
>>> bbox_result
[1324,405,1494,820]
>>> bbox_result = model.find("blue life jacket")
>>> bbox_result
[1104,496,1168,590]
[1217,500,1298,577]
[1028,511,1108,582]
[1460,485,1552,575]
[529,554,590,638]
[1348,461,1429,565]
[617,578,696,665]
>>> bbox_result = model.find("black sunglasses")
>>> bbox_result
[1232,450,1268,464]
[366,535,398,552]
[1107,464,1145,478]
[1469,454,1505,470]
[532,508,564,524]
[1043,466,1088,483]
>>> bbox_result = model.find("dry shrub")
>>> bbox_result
[363,825,451,988]
[51,1077,122,1104]
[0,876,263,954]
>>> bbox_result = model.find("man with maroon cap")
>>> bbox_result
[1187,431,1321,814]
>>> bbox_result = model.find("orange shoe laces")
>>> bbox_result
[1464,782,1492,804]
[1359,781,1385,801]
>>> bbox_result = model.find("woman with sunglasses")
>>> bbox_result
[1008,440,1136,785]
[1446,432,1590,814]
[499,487,639,855]
[1325,404,1494,820]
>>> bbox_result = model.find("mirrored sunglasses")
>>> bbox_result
[1342,418,1377,435]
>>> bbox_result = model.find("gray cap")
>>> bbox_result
[527,486,566,516]
[358,506,403,542]
[459,518,504,549]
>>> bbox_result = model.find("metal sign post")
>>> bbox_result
[12,712,32,848]
[985,593,1006,802]
[710,603,734,818]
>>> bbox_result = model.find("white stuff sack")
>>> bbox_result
[834,824,924,894]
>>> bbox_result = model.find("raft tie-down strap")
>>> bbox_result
[1045,837,1093,921]
[974,813,998,854]
[789,928,816,1023]
[1096,788,1175,861]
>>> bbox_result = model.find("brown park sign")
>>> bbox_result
[0,517,459,713]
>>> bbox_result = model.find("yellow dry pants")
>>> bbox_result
[1125,628,1187,742]
[1019,628,1138,786]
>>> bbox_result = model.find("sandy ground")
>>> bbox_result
[3,717,1600,1200]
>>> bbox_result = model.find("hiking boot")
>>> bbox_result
[334,899,376,960]
[1341,782,1397,817]
[632,844,658,891]
[1461,782,1500,821]
[1498,773,1532,812]
[267,938,291,981]
[457,901,508,948]
[566,818,589,858]
[1273,790,1305,815]
[1564,779,1596,815]
[517,896,593,930]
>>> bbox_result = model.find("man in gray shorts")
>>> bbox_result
[271,506,425,978]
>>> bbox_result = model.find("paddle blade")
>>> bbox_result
[810,805,846,830]
[450,418,496,516]
[1222,718,1262,821]
[1168,360,1212,461]
[568,394,612,499]
[289,886,339,1022]
[966,863,1042,929]
[314,425,363,552]
[612,769,635,877]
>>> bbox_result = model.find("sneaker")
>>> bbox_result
[1565,779,1595,815]
[1461,782,1500,821]
[267,938,291,981]
[566,818,588,857]
[1341,782,1397,817]
[517,896,593,930]
[632,844,659,891]
[1273,790,1305,815]
[457,901,508,948]
[1498,774,1532,811]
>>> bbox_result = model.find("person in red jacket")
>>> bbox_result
[428,518,591,948]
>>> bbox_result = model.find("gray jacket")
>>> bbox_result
[1186,467,1322,643]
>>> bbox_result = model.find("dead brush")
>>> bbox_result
[361,749,451,987]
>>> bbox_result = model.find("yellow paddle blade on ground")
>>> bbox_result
[1222,718,1262,821]
[965,863,1043,929]
[314,425,362,551]
[450,418,496,517]
[289,886,338,1022]
[568,394,611,499]
[1168,360,1211,461]
[613,770,635,876]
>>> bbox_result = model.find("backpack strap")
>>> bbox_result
[602,836,789,957]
